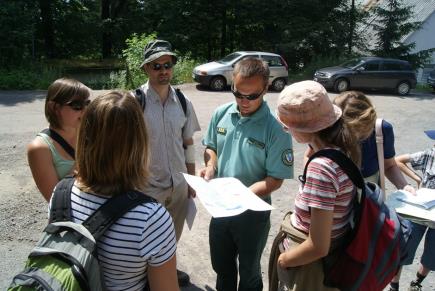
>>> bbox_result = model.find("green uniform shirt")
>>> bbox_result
[203,101,294,191]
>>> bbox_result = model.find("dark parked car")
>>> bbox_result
[427,69,435,90]
[313,57,417,95]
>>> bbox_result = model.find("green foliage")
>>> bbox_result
[288,54,353,83]
[172,53,201,85]
[121,33,201,88]
[122,33,157,88]
[369,0,429,68]
[0,1,38,67]
[0,65,62,90]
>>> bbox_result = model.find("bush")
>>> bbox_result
[172,53,199,85]
[122,33,157,89]
[0,65,62,90]
[288,54,353,84]
[122,33,201,89]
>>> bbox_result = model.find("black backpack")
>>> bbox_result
[133,87,187,115]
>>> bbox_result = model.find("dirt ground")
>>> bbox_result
[0,84,434,290]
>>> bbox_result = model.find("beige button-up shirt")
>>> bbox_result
[140,82,200,191]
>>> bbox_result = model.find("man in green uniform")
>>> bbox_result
[199,57,294,291]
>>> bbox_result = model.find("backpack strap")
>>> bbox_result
[82,190,155,240]
[133,88,146,111]
[300,149,365,190]
[49,176,75,222]
[133,87,187,116]
[41,128,75,159]
[175,88,187,116]
[375,118,386,200]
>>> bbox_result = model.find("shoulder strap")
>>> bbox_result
[300,149,365,190]
[49,176,75,222]
[134,88,146,111]
[133,87,187,116]
[175,88,187,116]
[375,118,386,199]
[41,128,75,159]
[82,190,155,240]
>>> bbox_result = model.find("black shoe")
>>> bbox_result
[177,269,190,287]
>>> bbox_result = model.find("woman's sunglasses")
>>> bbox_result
[65,99,90,111]
[231,84,265,101]
[151,62,174,71]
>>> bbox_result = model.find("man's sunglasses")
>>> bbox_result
[231,84,265,101]
[66,99,90,111]
[151,62,174,71]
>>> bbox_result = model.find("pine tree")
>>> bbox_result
[370,0,420,58]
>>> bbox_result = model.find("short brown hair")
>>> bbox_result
[233,57,270,86]
[76,91,149,196]
[44,78,90,129]
[333,91,377,141]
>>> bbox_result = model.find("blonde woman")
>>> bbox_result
[333,91,414,194]
[274,81,359,290]
[27,78,90,201]
[61,91,179,290]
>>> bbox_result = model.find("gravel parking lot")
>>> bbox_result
[0,84,434,290]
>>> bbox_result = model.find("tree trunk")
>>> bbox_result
[220,0,227,57]
[348,0,355,54]
[101,0,111,58]
[38,0,55,58]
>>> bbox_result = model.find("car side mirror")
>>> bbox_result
[356,67,365,72]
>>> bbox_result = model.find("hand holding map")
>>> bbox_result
[182,173,273,218]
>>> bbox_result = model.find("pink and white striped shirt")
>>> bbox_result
[291,156,356,239]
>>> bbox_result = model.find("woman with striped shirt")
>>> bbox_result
[274,81,360,291]
[52,91,179,291]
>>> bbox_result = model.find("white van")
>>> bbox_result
[192,51,289,91]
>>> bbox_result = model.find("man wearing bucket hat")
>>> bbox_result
[138,39,200,287]
[274,80,359,290]
[390,130,435,291]
[199,57,293,291]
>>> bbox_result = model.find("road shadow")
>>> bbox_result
[0,91,46,106]
[195,84,230,92]
[182,283,215,291]
[325,88,435,100]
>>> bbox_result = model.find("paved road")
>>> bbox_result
[0,84,434,290]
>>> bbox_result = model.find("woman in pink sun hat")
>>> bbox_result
[273,80,359,290]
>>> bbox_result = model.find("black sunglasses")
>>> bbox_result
[151,62,174,71]
[231,84,265,101]
[66,99,90,111]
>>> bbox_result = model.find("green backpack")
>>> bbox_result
[8,176,153,291]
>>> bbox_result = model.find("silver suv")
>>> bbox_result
[193,51,289,91]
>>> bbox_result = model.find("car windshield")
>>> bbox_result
[340,58,365,68]
[218,53,242,64]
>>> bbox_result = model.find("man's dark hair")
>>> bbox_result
[233,57,270,86]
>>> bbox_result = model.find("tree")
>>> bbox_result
[370,0,420,58]
[0,1,38,67]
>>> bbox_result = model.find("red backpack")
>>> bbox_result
[302,149,413,291]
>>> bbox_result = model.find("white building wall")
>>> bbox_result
[404,11,435,64]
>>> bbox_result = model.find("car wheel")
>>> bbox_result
[396,81,411,95]
[272,78,286,91]
[209,76,226,91]
[334,78,349,93]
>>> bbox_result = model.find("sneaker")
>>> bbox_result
[409,281,422,291]
[177,269,190,287]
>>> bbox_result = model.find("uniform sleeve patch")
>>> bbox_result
[282,149,294,166]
